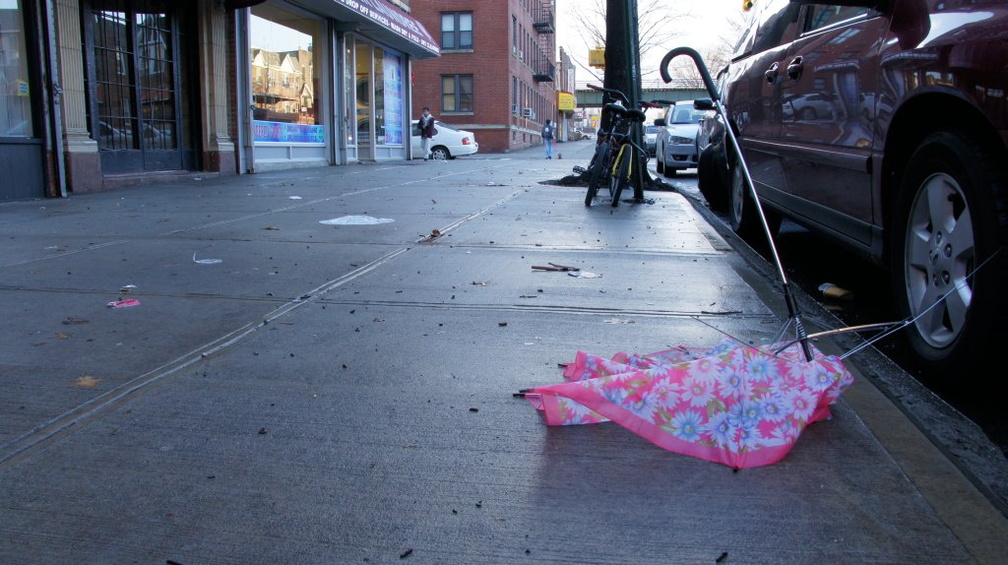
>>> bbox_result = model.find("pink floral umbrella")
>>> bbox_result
[518,338,854,469]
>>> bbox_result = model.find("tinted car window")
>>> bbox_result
[751,0,802,54]
[804,4,871,33]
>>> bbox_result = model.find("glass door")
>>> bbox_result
[85,0,190,174]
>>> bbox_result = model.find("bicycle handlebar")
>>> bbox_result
[659,47,720,103]
[588,84,672,110]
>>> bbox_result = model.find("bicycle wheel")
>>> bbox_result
[585,142,611,206]
[610,145,633,207]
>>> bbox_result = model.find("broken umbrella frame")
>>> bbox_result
[515,47,863,469]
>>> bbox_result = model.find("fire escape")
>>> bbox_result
[532,5,554,82]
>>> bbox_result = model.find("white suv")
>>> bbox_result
[653,101,709,177]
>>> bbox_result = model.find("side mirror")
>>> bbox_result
[654,118,666,127]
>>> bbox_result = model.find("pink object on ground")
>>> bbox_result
[521,338,854,469]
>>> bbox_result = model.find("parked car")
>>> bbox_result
[643,124,660,156]
[696,0,1008,379]
[410,120,479,160]
[654,101,709,177]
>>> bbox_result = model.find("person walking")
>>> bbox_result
[417,107,436,160]
[541,119,556,159]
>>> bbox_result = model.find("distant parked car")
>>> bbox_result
[694,0,1008,379]
[643,124,660,156]
[654,101,709,177]
[410,120,479,160]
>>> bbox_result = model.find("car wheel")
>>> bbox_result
[890,129,1007,377]
[697,146,728,210]
[655,150,665,175]
[431,146,450,160]
[729,152,778,243]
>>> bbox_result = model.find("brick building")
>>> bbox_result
[409,0,558,153]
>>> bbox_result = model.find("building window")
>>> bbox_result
[441,12,472,50]
[441,74,473,112]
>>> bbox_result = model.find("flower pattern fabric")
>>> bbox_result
[523,339,854,468]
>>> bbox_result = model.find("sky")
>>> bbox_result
[555,0,746,88]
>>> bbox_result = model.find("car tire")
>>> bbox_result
[431,146,450,160]
[889,129,1008,378]
[663,166,677,178]
[697,146,729,210]
[729,152,779,243]
[655,150,665,175]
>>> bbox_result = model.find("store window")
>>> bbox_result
[0,0,31,137]
[249,5,322,143]
[441,74,473,113]
[379,50,403,145]
[441,12,472,50]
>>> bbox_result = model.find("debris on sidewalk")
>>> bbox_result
[192,253,222,264]
[531,262,579,272]
[73,375,101,389]
[320,215,394,225]
[107,298,140,308]
[818,282,854,301]
[568,270,601,279]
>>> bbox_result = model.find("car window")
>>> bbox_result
[750,0,802,54]
[803,4,871,33]
[671,105,704,124]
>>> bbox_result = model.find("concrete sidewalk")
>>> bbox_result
[1,142,1007,564]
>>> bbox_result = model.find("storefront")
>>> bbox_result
[0,0,46,200]
[240,0,437,172]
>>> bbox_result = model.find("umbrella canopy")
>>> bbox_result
[520,339,854,469]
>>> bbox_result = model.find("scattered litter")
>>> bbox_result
[289,195,302,200]
[62,316,89,325]
[319,215,395,225]
[569,270,601,279]
[192,253,222,264]
[472,280,489,286]
[73,375,101,389]
[263,226,280,230]
[603,318,635,324]
[532,263,579,272]
[119,284,137,294]
[107,298,140,308]
[818,282,854,301]
[498,321,508,327]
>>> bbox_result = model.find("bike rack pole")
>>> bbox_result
[659,46,813,361]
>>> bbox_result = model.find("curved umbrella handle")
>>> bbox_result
[659,45,814,362]
[659,46,720,103]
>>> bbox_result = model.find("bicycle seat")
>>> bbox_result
[603,102,628,117]
[625,109,647,123]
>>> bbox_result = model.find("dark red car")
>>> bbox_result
[697,0,1008,378]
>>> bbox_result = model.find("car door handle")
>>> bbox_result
[786,56,804,80]
[765,62,780,84]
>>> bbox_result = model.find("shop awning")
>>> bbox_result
[296,0,440,59]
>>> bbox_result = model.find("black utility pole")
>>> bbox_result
[604,0,649,200]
